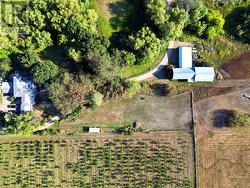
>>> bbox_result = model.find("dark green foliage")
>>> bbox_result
[226,6,250,43]
[235,7,250,43]
[32,60,59,84]
[227,110,250,128]
[17,52,39,68]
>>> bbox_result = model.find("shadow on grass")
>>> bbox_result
[212,109,230,128]
[108,0,145,33]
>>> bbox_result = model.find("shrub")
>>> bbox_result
[165,82,178,97]
[90,91,103,109]
[227,110,250,128]
[32,60,59,84]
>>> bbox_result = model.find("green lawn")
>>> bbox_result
[120,49,167,78]
[93,0,144,37]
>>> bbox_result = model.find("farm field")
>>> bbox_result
[221,51,250,79]
[197,128,250,188]
[0,133,194,188]
[194,88,250,188]
[61,93,193,133]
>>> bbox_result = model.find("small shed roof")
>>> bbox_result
[179,47,192,68]
[89,128,100,133]
[194,67,215,82]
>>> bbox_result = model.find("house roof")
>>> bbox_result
[179,47,192,68]
[194,67,215,82]
[13,75,36,112]
[2,82,12,94]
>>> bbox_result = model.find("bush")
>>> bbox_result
[32,60,59,84]
[165,82,178,97]
[227,110,250,128]
[90,91,103,109]
[2,112,42,135]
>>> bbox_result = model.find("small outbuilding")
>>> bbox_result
[172,47,215,82]
[89,128,100,133]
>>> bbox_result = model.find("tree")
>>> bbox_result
[145,0,167,26]
[46,72,94,116]
[90,91,103,109]
[186,2,209,36]
[2,113,42,135]
[46,0,98,36]
[128,27,163,64]
[17,51,39,68]
[204,10,225,40]
[68,48,82,63]
[32,60,59,84]
[227,110,250,128]
[0,57,12,77]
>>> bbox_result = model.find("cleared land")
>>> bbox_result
[221,51,250,79]
[194,88,250,188]
[0,133,194,188]
[61,93,193,132]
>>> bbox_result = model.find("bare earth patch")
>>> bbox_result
[221,51,250,79]
[61,93,193,131]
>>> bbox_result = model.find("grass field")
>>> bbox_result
[61,93,193,133]
[0,133,194,188]
[194,88,250,188]
[197,128,250,188]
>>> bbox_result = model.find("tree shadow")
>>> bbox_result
[108,0,145,33]
[212,109,230,128]
[167,48,178,67]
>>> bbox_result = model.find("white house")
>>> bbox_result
[1,74,36,113]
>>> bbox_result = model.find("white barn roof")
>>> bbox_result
[172,68,195,82]
[179,47,192,68]
[194,67,215,82]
